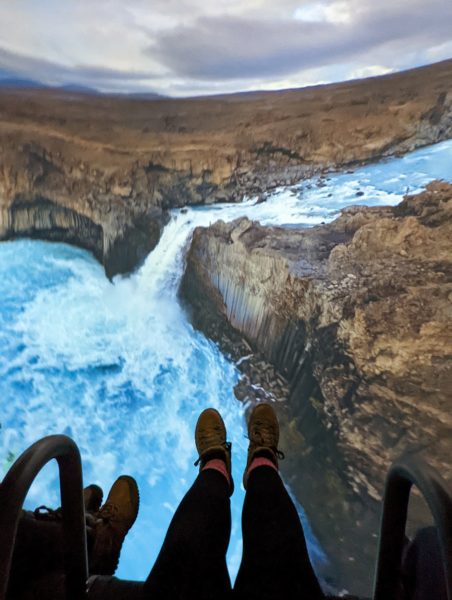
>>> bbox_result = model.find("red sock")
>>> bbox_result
[202,459,230,485]
[245,456,277,485]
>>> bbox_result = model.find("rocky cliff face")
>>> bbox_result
[0,144,167,277]
[180,181,452,595]
[1,60,452,275]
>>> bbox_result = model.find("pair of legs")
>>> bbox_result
[140,403,323,599]
[89,403,324,599]
[143,464,324,599]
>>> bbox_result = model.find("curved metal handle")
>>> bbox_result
[0,435,88,600]
[373,454,452,600]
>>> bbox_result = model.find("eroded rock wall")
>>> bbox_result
[180,181,452,595]
[0,198,103,261]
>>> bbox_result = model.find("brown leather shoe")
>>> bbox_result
[84,484,103,513]
[243,403,285,488]
[194,408,233,493]
[90,476,139,576]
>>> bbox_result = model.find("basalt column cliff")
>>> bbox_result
[1,60,452,277]
[180,181,452,594]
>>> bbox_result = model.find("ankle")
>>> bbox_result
[245,456,278,487]
[253,448,278,465]
[202,458,230,482]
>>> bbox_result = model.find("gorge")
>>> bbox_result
[0,61,451,598]
[0,60,451,277]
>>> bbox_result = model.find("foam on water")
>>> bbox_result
[1,139,451,581]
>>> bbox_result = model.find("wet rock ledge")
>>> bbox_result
[180,181,452,595]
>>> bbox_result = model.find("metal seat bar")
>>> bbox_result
[373,455,452,600]
[0,435,88,600]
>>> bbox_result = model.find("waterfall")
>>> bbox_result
[0,139,451,581]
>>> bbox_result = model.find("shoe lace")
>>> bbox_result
[247,418,285,460]
[97,502,119,522]
[245,435,285,460]
[197,423,224,446]
[194,441,232,466]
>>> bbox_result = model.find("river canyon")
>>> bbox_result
[0,61,451,597]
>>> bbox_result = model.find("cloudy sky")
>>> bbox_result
[0,0,451,97]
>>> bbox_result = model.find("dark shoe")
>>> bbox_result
[90,476,139,576]
[34,484,104,521]
[243,403,285,488]
[84,484,103,513]
[194,408,233,493]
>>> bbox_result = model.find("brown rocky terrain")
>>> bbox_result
[1,59,452,276]
[180,181,452,596]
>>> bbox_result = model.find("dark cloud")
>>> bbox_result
[147,0,452,80]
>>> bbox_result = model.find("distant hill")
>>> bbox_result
[0,76,165,98]
[127,91,166,100]
[0,77,44,89]
[0,76,100,94]
[58,83,99,94]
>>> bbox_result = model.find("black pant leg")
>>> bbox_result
[143,468,232,600]
[234,466,324,600]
